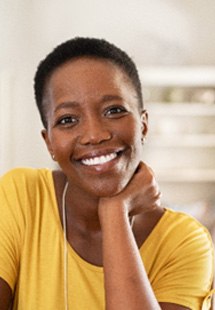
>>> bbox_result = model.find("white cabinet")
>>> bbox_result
[140,67,215,207]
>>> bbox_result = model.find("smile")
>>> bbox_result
[81,152,118,166]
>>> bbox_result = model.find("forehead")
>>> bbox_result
[48,57,131,87]
[45,57,138,104]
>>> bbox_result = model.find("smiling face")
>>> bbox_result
[42,57,147,198]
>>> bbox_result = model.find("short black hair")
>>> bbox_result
[34,37,143,128]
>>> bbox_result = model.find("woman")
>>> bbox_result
[0,37,213,309]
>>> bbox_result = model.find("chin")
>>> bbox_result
[94,186,123,198]
[89,175,131,198]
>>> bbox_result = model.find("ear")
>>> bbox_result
[140,109,148,137]
[41,129,56,161]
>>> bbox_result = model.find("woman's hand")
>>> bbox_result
[98,162,162,310]
[98,161,161,217]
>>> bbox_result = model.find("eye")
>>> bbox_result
[104,106,128,117]
[56,115,78,127]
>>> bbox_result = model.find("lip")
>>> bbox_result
[74,147,124,161]
[81,152,118,166]
[73,147,125,173]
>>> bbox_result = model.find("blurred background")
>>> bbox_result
[0,0,215,229]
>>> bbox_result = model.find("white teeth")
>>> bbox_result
[81,152,117,166]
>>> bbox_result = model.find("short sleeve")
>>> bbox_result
[153,216,214,310]
[0,169,25,291]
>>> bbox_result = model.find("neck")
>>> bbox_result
[53,170,101,233]
[64,181,102,232]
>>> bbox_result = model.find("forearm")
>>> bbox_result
[0,278,13,310]
[99,205,161,310]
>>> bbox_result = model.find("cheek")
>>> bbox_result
[128,124,143,164]
[120,120,142,150]
[49,133,74,162]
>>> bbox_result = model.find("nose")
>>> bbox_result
[79,116,112,145]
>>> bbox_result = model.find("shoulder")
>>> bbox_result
[0,167,51,180]
[0,167,52,188]
[161,208,213,245]
[147,209,214,309]
[143,207,214,266]
[164,208,212,239]
[158,208,214,270]
[0,168,54,211]
[0,167,56,227]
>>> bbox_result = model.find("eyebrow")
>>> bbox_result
[54,95,123,113]
[99,95,123,103]
[54,101,79,113]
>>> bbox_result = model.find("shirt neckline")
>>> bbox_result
[48,169,169,271]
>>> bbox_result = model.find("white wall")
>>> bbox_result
[1,0,215,174]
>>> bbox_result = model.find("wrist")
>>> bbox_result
[98,199,129,227]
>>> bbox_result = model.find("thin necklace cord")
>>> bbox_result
[61,180,134,310]
[62,181,69,310]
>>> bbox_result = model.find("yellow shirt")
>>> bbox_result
[0,168,214,309]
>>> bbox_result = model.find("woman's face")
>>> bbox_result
[42,57,147,197]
